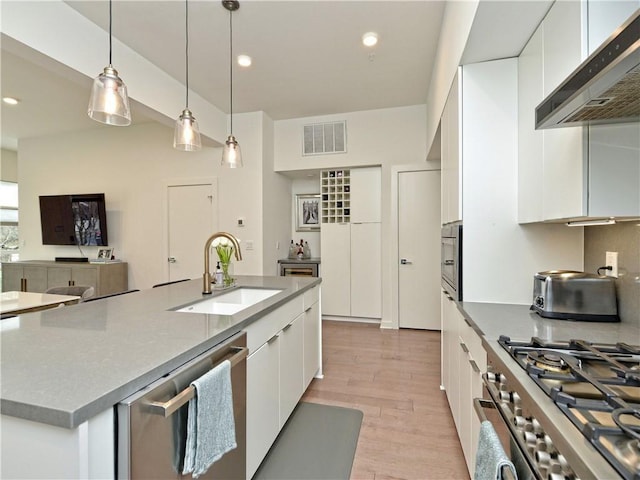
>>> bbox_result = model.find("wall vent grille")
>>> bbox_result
[303,121,346,156]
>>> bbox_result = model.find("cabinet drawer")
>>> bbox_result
[244,295,304,353]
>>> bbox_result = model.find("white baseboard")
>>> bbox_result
[321,315,380,325]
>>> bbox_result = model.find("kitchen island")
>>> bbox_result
[0,275,321,479]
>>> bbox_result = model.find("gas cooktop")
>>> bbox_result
[499,336,640,480]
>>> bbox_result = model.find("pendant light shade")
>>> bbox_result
[222,135,242,168]
[174,0,202,151]
[221,0,242,168]
[88,0,132,126]
[174,108,202,151]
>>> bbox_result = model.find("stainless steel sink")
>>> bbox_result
[175,288,282,315]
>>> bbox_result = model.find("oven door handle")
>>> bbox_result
[473,397,494,422]
[473,398,519,480]
[482,374,543,480]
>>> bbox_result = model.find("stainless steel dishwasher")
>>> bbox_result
[117,332,247,479]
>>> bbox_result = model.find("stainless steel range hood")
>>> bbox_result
[536,10,640,129]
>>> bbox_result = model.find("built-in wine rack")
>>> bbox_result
[321,169,350,223]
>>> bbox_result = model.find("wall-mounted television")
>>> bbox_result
[39,193,109,246]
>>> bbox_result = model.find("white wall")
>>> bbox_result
[274,105,427,172]
[2,0,226,144]
[275,105,429,324]
[462,59,583,304]
[425,0,479,156]
[291,178,321,257]
[1,149,18,182]
[260,113,292,276]
[18,118,269,290]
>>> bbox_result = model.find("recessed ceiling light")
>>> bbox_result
[362,32,378,47]
[237,55,252,67]
[2,97,19,105]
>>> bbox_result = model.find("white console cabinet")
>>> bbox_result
[1,260,128,296]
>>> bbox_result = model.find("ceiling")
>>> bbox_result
[1,1,553,152]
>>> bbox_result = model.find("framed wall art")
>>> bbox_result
[295,194,320,232]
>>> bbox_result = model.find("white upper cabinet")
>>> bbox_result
[441,69,462,225]
[518,0,640,223]
[518,26,544,223]
[350,166,381,223]
[587,1,640,53]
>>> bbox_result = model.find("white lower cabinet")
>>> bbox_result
[246,337,280,478]
[441,291,486,478]
[245,286,322,479]
[321,222,381,319]
[303,300,321,386]
[279,313,305,428]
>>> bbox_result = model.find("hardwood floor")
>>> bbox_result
[301,320,470,480]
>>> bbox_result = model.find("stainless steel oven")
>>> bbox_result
[478,346,592,480]
[474,383,536,480]
[441,222,462,300]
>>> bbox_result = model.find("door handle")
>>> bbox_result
[168,257,177,263]
[400,258,412,265]
[444,260,454,266]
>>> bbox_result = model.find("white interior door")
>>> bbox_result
[167,183,215,282]
[398,170,441,329]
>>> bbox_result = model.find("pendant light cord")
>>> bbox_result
[185,0,190,109]
[108,0,113,66]
[229,7,233,134]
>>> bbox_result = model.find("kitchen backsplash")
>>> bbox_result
[584,222,640,325]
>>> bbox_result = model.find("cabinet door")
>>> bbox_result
[542,0,587,220]
[587,1,639,54]
[303,301,320,388]
[246,338,280,479]
[448,72,461,223]
[320,223,351,316]
[468,337,487,480]
[517,24,544,223]
[71,266,98,288]
[350,167,381,223]
[442,293,461,427]
[47,267,72,289]
[279,314,304,428]
[23,266,48,293]
[2,264,23,291]
[350,222,381,318]
[458,333,472,469]
[441,71,461,224]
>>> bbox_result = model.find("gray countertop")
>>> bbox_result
[459,301,640,345]
[0,276,320,429]
[458,301,640,480]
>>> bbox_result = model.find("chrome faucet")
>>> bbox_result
[203,232,243,294]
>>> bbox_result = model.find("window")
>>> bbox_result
[0,181,19,262]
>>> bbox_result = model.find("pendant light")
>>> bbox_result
[174,0,202,151]
[87,0,132,126]
[221,0,242,168]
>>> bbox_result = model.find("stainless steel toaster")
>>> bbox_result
[531,270,619,322]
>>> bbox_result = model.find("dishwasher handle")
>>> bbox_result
[147,345,248,418]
